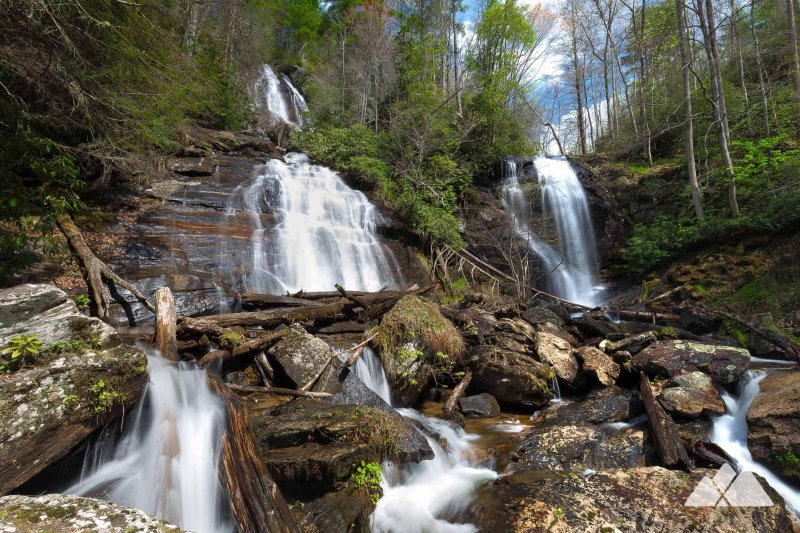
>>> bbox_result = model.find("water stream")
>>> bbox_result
[711,370,800,516]
[251,64,305,128]
[500,157,604,307]
[67,352,233,533]
[354,349,498,533]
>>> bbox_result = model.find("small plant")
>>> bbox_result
[89,379,125,414]
[1,334,44,371]
[74,294,90,310]
[87,334,103,350]
[351,461,383,504]
[776,450,800,473]
[46,341,66,355]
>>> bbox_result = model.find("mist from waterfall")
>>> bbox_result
[221,153,403,294]
[500,156,604,307]
[67,352,233,533]
[251,64,306,128]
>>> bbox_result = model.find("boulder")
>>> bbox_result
[522,304,565,327]
[0,284,148,495]
[466,345,553,408]
[679,307,723,335]
[298,484,373,533]
[459,393,501,419]
[379,342,435,407]
[569,313,618,340]
[543,387,643,426]
[470,467,799,533]
[575,346,619,387]
[633,340,750,384]
[747,371,800,484]
[268,324,333,388]
[0,494,185,532]
[169,157,217,176]
[535,331,579,384]
[657,371,725,418]
[603,330,657,355]
[513,424,646,471]
[250,399,432,485]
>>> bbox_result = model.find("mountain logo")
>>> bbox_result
[685,463,774,507]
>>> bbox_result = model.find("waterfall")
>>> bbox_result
[500,156,604,307]
[221,153,403,294]
[353,349,497,532]
[711,370,800,516]
[251,64,306,128]
[67,352,233,533]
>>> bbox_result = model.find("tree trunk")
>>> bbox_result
[154,287,178,361]
[787,0,800,133]
[751,0,771,136]
[442,370,472,419]
[57,213,155,322]
[182,0,201,51]
[640,373,692,469]
[676,0,704,218]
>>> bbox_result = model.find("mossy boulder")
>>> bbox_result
[465,345,553,408]
[0,494,185,532]
[633,340,750,384]
[268,324,333,388]
[0,284,148,495]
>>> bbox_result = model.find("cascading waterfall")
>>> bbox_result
[251,64,306,128]
[500,156,604,307]
[221,152,403,294]
[711,370,800,516]
[67,352,233,533]
[353,349,498,533]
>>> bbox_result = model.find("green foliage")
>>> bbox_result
[219,328,245,352]
[1,334,44,371]
[89,379,125,414]
[776,450,800,474]
[351,460,383,504]
[375,295,465,359]
[74,295,91,311]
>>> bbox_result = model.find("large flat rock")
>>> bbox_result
[633,340,750,384]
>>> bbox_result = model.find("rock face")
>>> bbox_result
[459,393,501,419]
[576,346,619,387]
[0,494,185,532]
[513,424,646,471]
[250,398,432,485]
[470,467,799,533]
[747,371,800,484]
[0,284,148,495]
[633,340,750,384]
[657,371,725,417]
[268,325,333,388]
[466,345,553,408]
[535,331,578,384]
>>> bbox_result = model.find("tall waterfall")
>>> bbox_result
[711,371,800,516]
[251,64,306,128]
[221,153,403,294]
[67,352,233,533]
[353,349,497,532]
[500,156,604,307]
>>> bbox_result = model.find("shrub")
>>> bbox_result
[1,334,44,371]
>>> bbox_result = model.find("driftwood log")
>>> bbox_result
[640,372,692,469]
[442,370,472,419]
[209,378,300,533]
[226,383,332,399]
[57,213,155,321]
[154,287,177,361]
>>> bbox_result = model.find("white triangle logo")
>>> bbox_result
[685,463,774,507]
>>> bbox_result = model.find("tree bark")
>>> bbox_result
[676,0,704,218]
[57,213,155,322]
[640,372,692,469]
[751,0,771,136]
[787,0,800,132]
[154,287,177,361]
[442,370,472,419]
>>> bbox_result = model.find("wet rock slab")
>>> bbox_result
[634,340,750,384]
[470,467,799,532]
[249,398,432,485]
[0,494,185,532]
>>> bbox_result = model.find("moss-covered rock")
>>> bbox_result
[0,494,184,532]
[633,339,750,385]
[0,284,148,495]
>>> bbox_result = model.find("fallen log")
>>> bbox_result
[226,383,332,398]
[200,330,288,368]
[254,353,274,384]
[209,378,301,533]
[640,372,692,469]
[57,213,155,321]
[442,370,472,419]
[606,309,681,324]
[289,288,379,300]
[178,300,352,332]
[154,287,178,361]
[241,293,327,309]
[716,309,800,362]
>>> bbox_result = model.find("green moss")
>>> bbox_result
[219,327,245,352]
[656,327,679,340]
